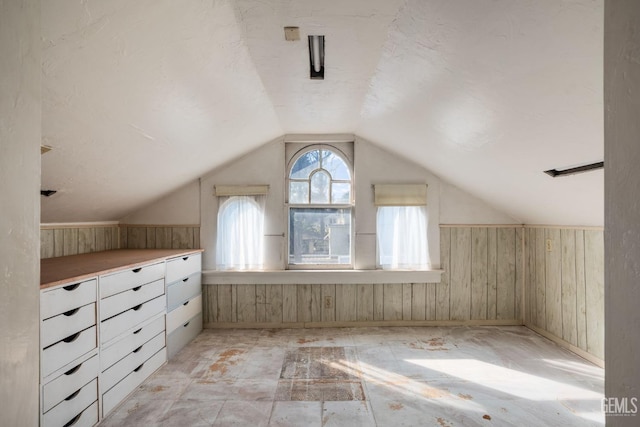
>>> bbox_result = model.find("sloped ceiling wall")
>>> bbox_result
[40,0,603,226]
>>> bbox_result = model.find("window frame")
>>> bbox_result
[285,144,355,270]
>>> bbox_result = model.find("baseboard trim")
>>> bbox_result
[204,319,523,329]
[525,322,604,368]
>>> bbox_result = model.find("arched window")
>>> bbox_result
[287,146,353,266]
[216,196,264,270]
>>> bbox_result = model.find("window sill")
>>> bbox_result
[202,269,443,285]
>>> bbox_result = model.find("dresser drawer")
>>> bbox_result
[41,279,97,320]
[100,295,165,345]
[42,354,98,413]
[42,303,96,349]
[55,400,98,427]
[102,348,167,417]
[100,279,164,321]
[42,326,97,378]
[166,254,201,284]
[42,378,97,427]
[53,400,98,427]
[100,262,164,299]
[166,294,202,334]
[167,312,202,359]
[167,273,201,311]
[101,332,165,393]
[101,314,165,371]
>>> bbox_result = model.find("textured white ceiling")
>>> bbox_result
[41,0,603,225]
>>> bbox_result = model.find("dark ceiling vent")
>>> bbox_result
[41,190,57,197]
[308,35,325,80]
[544,161,604,178]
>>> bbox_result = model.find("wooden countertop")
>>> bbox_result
[41,249,204,289]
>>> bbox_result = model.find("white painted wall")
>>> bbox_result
[195,135,518,270]
[440,181,519,225]
[120,180,200,225]
[0,0,41,424]
[605,1,640,424]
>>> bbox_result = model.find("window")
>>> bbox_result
[287,146,353,267]
[374,184,429,270]
[377,206,428,269]
[216,195,265,270]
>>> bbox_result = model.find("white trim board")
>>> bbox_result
[203,269,443,285]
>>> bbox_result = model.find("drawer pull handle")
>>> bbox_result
[63,308,80,317]
[183,321,190,328]
[133,363,144,372]
[62,283,80,291]
[132,304,143,311]
[63,332,81,343]
[183,301,189,306]
[133,328,142,334]
[64,389,81,401]
[64,364,82,376]
[182,277,189,283]
[133,345,143,353]
[63,413,82,427]
[132,286,142,291]
[182,256,189,261]
[132,267,142,273]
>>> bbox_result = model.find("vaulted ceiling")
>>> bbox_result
[41,0,603,225]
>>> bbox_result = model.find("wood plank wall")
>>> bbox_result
[119,225,200,250]
[40,225,201,258]
[40,226,119,259]
[525,228,604,361]
[203,226,523,328]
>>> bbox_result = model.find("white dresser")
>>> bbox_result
[40,279,99,427]
[166,254,202,359]
[40,249,202,427]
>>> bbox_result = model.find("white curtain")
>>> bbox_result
[216,195,265,270]
[377,206,428,270]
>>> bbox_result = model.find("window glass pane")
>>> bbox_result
[310,171,330,204]
[289,181,309,204]
[290,150,320,179]
[321,150,350,180]
[376,206,428,269]
[289,208,351,265]
[331,182,351,204]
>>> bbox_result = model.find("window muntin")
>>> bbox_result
[287,146,353,267]
[288,148,351,205]
[376,206,428,270]
[216,195,264,270]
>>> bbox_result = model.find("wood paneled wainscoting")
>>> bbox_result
[524,227,604,366]
[41,223,120,259]
[202,226,524,328]
[40,223,201,259]
[120,224,200,250]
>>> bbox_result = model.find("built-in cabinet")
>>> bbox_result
[40,279,99,427]
[166,255,203,359]
[39,250,202,427]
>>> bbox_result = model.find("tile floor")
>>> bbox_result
[99,326,604,426]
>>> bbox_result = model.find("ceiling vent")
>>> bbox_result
[544,161,603,178]
[308,35,325,80]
